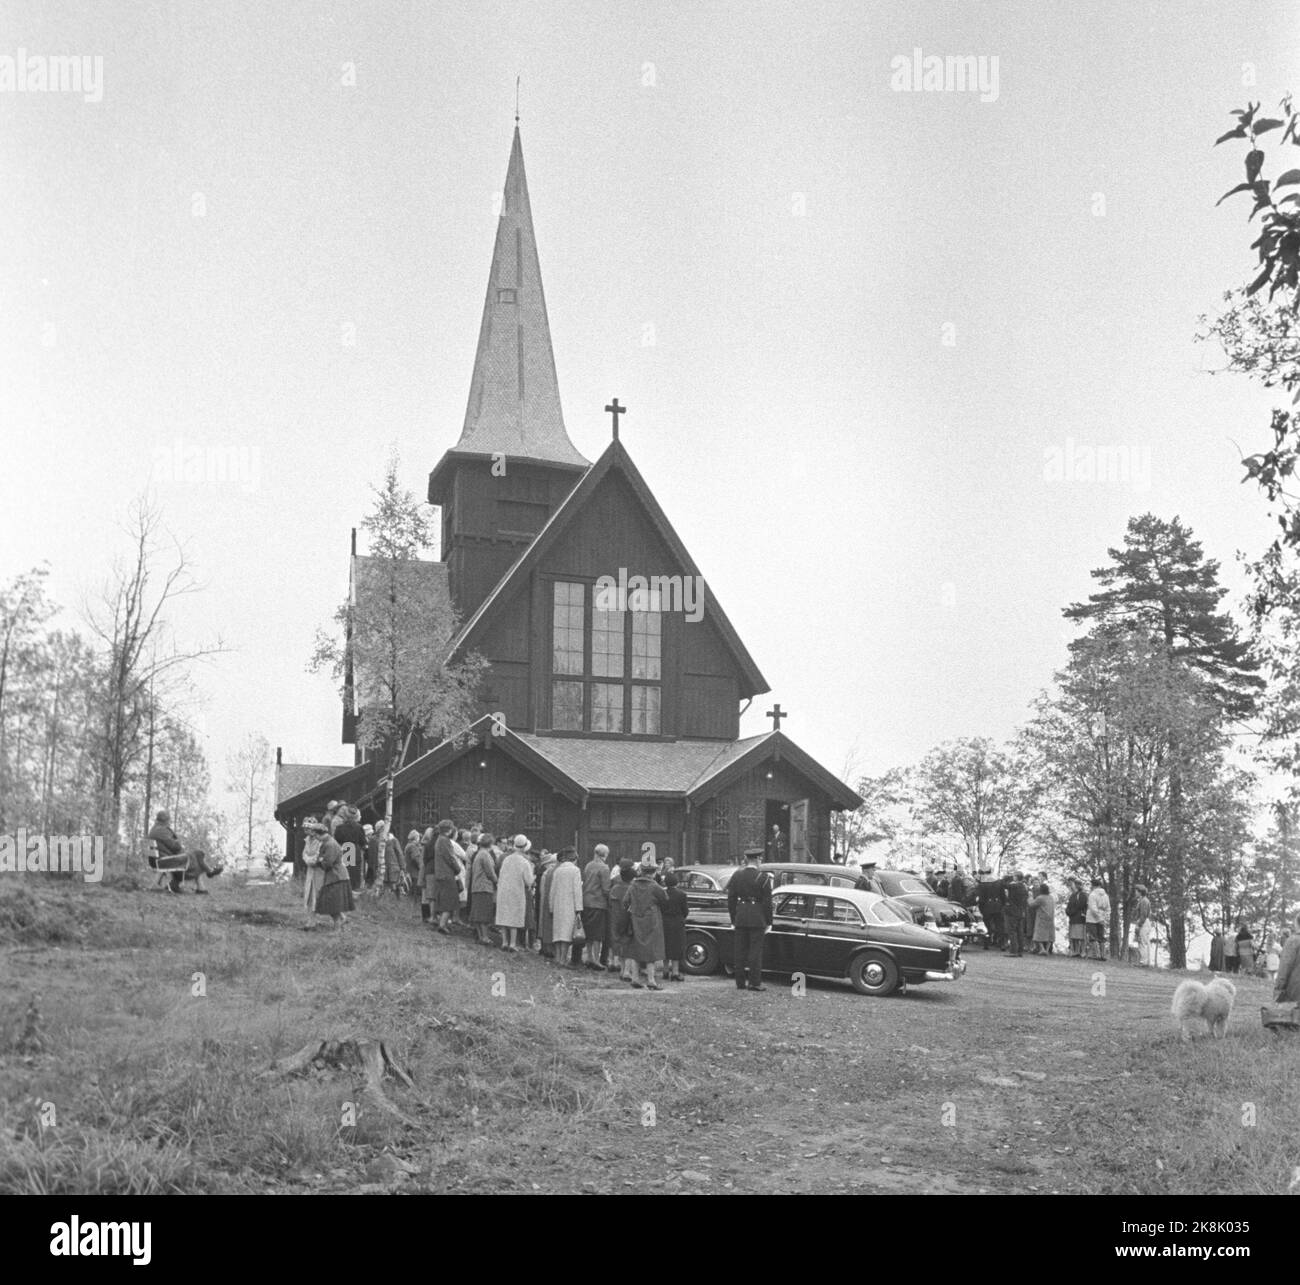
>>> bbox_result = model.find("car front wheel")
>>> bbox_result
[682,929,720,976]
[849,951,900,997]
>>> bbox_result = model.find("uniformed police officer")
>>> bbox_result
[975,868,1003,949]
[727,847,772,991]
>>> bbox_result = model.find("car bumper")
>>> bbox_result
[922,958,966,981]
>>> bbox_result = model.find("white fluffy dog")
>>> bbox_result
[1171,977,1237,1041]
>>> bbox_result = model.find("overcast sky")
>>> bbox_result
[4,0,1300,791]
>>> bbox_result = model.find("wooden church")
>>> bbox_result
[275,127,862,867]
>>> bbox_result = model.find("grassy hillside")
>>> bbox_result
[0,874,1294,1194]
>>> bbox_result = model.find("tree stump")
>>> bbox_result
[262,1036,419,1124]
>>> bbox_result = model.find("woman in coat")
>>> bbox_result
[301,818,327,924]
[1209,930,1225,972]
[537,851,558,958]
[383,823,403,889]
[1064,878,1088,957]
[1030,884,1056,955]
[427,820,461,935]
[1274,917,1300,1004]
[607,861,636,978]
[455,829,473,923]
[549,849,584,966]
[1235,920,1256,975]
[626,863,669,990]
[660,872,690,981]
[1223,926,1240,973]
[404,830,424,911]
[314,821,354,930]
[418,827,437,923]
[494,836,536,952]
[470,834,499,945]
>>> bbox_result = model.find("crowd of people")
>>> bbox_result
[925,865,1147,962]
[927,863,1299,979]
[299,805,693,987]
[294,809,1300,1000]
[1209,920,1290,981]
[926,866,1122,961]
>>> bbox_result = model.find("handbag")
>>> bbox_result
[572,913,586,944]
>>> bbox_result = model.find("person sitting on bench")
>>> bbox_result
[147,810,218,894]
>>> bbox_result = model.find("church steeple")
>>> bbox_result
[429,127,588,504]
[429,126,590,619]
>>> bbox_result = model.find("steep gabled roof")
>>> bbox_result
[685,730,864,811]
[445,438,770,698]
[428,127,588,503]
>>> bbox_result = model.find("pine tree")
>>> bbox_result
[1063,514,1262,966]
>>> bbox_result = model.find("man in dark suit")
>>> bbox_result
[1004,872,1029,957]
[727,847,772,991]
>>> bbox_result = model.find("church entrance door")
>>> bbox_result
[764,800,791,863]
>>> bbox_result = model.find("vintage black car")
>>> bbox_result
[681,884,965,997]
[861,868,988,945]
[673,863,876,912]
[674,863,972,942]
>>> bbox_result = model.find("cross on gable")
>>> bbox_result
[605,398,626,440]
[766,703,787,731]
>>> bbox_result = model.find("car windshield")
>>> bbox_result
[870,899,911,925]
[712,868,740,888]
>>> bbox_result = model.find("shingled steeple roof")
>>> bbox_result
[429,127,588,502]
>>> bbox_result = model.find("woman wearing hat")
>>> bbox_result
[429,819,461,935]
[495,835,536,952]
[309,817,354,930]
[537,848,559,959]
[626,862,669,990]
[301,817,327,925]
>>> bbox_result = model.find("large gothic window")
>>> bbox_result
[549,580,662,734]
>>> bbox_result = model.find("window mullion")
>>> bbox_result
[624,610,633,728]
[584,582,593,730]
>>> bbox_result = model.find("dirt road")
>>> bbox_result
[499,947,1289,1196]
